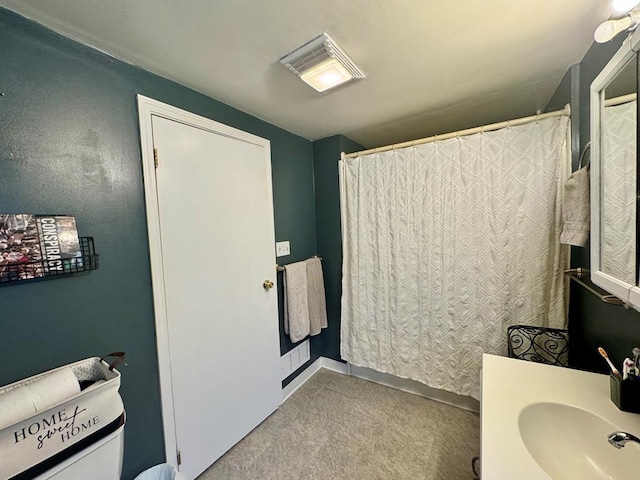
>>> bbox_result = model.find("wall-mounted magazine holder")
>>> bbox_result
[0,237,99,286]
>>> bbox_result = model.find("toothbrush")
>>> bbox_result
[633,347,640,376]
[624,358,635,380]
[598,347,621,378]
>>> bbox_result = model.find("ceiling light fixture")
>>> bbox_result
[300,58,353,92]
[280,33,365,92]
[595,10,640,42]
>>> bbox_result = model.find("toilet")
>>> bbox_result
[35,423,125,480]
[0,356,126,480]
[34,418,124,480]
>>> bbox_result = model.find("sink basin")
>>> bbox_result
[518,402,640,479]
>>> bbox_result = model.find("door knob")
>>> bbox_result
[263,280,274,290]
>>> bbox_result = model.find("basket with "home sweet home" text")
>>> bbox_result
[0,353,126,480]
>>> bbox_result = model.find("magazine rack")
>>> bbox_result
[0,236,99,286]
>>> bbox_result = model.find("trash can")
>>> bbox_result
[134,463,184,480]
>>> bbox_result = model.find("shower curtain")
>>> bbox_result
[339,115,570,399]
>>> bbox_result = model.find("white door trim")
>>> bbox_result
[136,94,273,469]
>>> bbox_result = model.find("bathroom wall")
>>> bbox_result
[6,4,635,478]
[545,36,640,373]
[0,8,317,479]
[313,135,364,362]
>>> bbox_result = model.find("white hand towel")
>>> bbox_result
[284,261,310,343]
[306,258,327,336]
[560,166,590,247]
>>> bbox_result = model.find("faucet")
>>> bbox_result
[608,431,640,449]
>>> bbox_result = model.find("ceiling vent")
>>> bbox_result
[280,33,365,92]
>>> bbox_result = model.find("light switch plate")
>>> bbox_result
[276,241,290,257]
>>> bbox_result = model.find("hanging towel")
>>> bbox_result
[306,258,328,336]
[283,261,310,343]
[560,166,590,247]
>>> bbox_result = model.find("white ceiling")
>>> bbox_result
[0,0,612,148]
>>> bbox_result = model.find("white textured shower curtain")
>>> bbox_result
[340,116,570,399]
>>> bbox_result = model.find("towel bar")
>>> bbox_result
[563,268,626,306]
[277,256,322,271]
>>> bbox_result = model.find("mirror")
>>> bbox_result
[600,57,636,286]
[591,28,640,306]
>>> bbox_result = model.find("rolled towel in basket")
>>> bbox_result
[27,367,80,411]
[0,367,80,429]
[0,388,36,430]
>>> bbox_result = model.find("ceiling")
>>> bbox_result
[0,0,612,148]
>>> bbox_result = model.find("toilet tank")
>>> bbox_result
[0,356,126,480]
[35,424,125,480]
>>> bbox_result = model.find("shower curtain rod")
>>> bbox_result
[604,92,636,107]
[342,104,571,160]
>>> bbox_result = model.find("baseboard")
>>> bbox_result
[281,356,479,413]
[318,357,348,374]
[281,357,348,402]
[348,364,480,413]
[281,357,322,402]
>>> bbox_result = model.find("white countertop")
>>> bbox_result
[481,354,640,479]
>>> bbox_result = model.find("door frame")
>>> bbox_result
[136,95,275,468]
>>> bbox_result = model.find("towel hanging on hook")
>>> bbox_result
[578,142,591,169]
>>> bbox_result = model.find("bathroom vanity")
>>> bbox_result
[481,354,640,479]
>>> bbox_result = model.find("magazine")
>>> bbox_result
[0,214,82,281]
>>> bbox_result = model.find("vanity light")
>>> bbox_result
[280,33,365,93]
[595,11,640,43]
[613,0,640,14]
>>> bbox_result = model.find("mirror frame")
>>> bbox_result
[591,27,640,307]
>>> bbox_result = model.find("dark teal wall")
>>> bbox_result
[313,135,363,361]
[546,64,580,167]
[0,8,316,479]
[545,36,640,373]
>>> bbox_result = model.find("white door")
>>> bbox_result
[149,112,281,479]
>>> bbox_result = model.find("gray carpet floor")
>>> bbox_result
[198,368,480,480]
